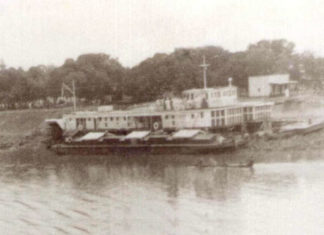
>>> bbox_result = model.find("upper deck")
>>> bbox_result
[56,58,274,132]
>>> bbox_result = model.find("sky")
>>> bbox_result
[0,0,324,69]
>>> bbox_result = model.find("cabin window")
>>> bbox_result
[211,111,215,117]
[124,117,126,121]
[221,110,225,116]
[98,117,102,121]
[110,117,114,121]
[165,115,168,119]
[88,118,91,121]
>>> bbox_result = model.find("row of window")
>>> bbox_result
[222,90,236,96]
[227,108,242,115]
[164,115,175,119]
[185,93,201,100]
[211,110,225,117]
[165,109,244,120]
[209,92,221,98]
[73,116,129,122]
[190,112,205,119]
[185,89,236,100]
[212,118,225,127]
[244,114,253,121]
[243,107,253,112]
[227,116,244,125]
[165,113,205,120]
[255,112,271,120]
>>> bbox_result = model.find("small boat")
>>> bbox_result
[270,118,324,139]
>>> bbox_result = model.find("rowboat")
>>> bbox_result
[269,118,324,139]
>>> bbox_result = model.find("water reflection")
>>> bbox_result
[0,153,324,234]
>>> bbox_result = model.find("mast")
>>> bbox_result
[200,56,209,89]
[62,80,77,112]
[72,80,76,112]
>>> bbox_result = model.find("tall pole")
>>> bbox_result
[62,81,77,112]
[72,80,76,112]
[200,56,209,89]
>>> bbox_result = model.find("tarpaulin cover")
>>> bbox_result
[172,129,202,138]
[124,131,150,139]
[78,132,105,141]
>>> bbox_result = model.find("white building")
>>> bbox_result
[248,74,298,97]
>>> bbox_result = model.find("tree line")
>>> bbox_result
[1,39,323,109]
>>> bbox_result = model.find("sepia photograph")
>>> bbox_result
[1,0,324,234]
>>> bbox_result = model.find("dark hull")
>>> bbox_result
[51,141,247,155]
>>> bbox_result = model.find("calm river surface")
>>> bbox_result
[0,153,324,235]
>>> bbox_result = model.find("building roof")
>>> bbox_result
[249,74,290,79]
[182,86,236,94]
[269,81,298,85]
[45,118,65,129]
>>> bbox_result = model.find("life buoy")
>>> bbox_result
[153,122,160,130]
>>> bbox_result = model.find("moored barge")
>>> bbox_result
[50,129,248,155]
[46,58,273,155]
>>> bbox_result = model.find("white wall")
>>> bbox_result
[248,74,289,97]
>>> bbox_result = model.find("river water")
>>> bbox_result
[0,153,324,235]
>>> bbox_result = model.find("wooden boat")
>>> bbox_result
[269,118,324,139]
[50,129,248,155]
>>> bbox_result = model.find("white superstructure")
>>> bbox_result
[47,58,274,133]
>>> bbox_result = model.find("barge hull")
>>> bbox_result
[52,142,246,155]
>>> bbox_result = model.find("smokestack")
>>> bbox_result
[228,77,232,87]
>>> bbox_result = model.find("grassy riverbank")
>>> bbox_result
[0,108,71,153]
